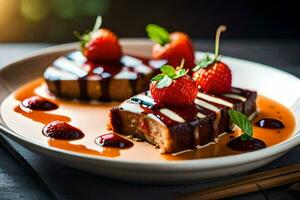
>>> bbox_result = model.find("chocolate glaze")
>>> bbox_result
[255,118,285,129]
[42,121,84,140]
[227,136,266,151]
[130,96,197,126]
[21,96,58,111]
[128,89,248,127]
[44,51,165,101]
[95,133,133,148]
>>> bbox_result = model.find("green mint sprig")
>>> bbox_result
[74,16,102,50]
[146,24,170,46]
[228,109,253,141]
[151,60,187,89]
[192,54,219,71]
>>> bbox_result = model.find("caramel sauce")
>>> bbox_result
[0,78,296,161]
[48,140,120,157]
[14,106,71,125]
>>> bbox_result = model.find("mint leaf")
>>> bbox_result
[74,31,91,50]
[161,65,176,75]
[156,76,172,88]
[146,24,170,46]
[228,109,253,141]
[241,133,252,141]
[150,63,188,88]
[193,54,215,72]
[151,74,165,81]
[174,69,187,79]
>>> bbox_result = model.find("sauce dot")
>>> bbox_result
[21,96,58,111]
[42,121,84,140]
[227,136,266,151]
[95,133,133,149]
[255,118,285,129]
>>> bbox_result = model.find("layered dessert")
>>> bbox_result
[110,88,256,153]
[109,25,266,153]
[44,51,165,101]
[2,19,295,159]
[44,18,166,101]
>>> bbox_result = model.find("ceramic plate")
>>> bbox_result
[1,40,300,184]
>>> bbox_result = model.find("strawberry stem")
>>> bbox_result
[177,59,185,70]
[93,16,102,32]
[214,25,227,58]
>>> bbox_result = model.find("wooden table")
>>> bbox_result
[0,40,300,200]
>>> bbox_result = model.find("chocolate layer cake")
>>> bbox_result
[109,88,257,153]
[44,51,166,101]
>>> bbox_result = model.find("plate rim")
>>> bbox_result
[0,40,300,170]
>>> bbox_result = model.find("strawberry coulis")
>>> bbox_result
[21,96,58,111]
[95,133,133,149]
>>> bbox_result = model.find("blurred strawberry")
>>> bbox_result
[75,16,122,62]
[146,24,195,69]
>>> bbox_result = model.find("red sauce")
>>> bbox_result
[42,121,84,140]
[21,96,58,111]
[95,133,133,149]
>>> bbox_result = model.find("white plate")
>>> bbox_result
[0,40,300,184]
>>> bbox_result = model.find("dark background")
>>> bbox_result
[0,0,299,43]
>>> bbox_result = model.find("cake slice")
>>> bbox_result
[44,51,166,101]
[109,88,257,153]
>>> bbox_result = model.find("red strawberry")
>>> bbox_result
[193,61,232,95]
[75,16,122,62]
[193,25,232,95]
[146,24,195,70]
[150,62,198,107]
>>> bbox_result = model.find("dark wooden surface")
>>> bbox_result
[0,40,300,200]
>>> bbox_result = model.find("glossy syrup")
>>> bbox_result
[21,95,58,111]
[1,79,296,161]
[95,133,133,148]
[227,136,266,151]
[255,118,285,129]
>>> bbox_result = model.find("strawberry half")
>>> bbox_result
[150,61,198,107]
[146,24,195,70]
[75,16,122,62]
[193,25,232,95]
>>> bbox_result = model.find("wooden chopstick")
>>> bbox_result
[178,164,300,200]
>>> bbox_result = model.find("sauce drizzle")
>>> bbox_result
[21,96,58,111]
[95,133,133,149]
[227,136,267,151]
[255,118,285,129]
[42,121,84,140]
